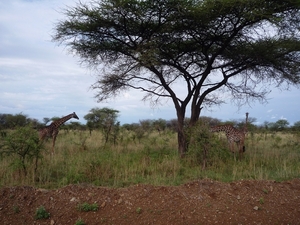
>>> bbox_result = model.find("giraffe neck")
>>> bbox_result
[51,113,75,128]
[244,112,249,133]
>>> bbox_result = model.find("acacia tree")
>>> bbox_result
[54,0,300,157]
[271,119,290,131]
[292,121,300,131]
[84,107,120,144]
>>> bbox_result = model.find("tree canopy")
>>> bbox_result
[84,107,120,144]
[53,0,300,156]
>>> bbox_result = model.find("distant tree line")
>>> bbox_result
[0,113,83,131]
[1,110,300,133]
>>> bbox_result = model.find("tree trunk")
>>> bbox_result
[175,98,202,157]
[190,103,202,127]
[176,107,187,158]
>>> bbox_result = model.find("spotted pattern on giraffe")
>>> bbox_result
[38,112,79,154]
[209,113,249,159]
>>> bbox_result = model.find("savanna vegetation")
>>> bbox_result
[2,0,300,222]
[53,0,300,157]
[0,111,299,189]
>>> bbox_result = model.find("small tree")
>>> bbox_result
[5,113,28,128]
[153,119,167,133]
[84,107,120,145]
[139,120,153,134]
[0,126,43,177]
[271,119,290,131]
[292,121,300,131]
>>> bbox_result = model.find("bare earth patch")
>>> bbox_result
[1,179,300,224]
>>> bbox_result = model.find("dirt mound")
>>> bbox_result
[1,179,300,224]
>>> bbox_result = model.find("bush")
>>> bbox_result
[186,120,237,172]
[77,202,99,212]
[0,126,43,176]
[75,218,85,225]
[35,206,50,219]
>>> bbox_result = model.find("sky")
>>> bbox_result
[1,0,300,126]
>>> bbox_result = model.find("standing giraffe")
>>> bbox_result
[210,113,249,159]
[39,112,79,154]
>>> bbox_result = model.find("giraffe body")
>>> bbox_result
[210,113,249,159]
[39,112,79,154]
[210,125,246,153]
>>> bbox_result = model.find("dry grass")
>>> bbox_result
[0,129,299,188]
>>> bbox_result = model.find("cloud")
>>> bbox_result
[0,0,300,125]
[280,116,287,120]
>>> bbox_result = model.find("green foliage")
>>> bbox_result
[0,113,41,129]
[75,219,85,225]
[35,206,50,220]
[13,205,20,214]
[269,119,290,131]
[259,197,264,205]
[77,202,99,212]
[84,107,120,145]
[136,207,142,214]
[187,121,231,169]
[292,121,300,131]
[0,125,43,177]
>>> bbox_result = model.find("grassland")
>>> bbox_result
[0,128,299,188]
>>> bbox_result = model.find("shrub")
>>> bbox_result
[35,206,50,219]
[75,218,85,225]
[77,202,99,212]
[0,125,43,177]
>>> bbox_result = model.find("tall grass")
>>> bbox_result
[0,128,299,188]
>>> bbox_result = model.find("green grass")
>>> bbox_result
[77,202,99,212]
[0,129,299,188]
[75,219,85,225]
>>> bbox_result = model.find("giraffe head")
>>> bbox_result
[72,112,79,120]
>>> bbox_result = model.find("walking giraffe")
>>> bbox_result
[39,112,79,154]
[210,113,249,159]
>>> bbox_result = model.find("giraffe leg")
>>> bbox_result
[52,132,58,155]
[230,142,239,160]
[51,137,55,155]
[229,141,235,153]
[239,149,243,160]
[232,144,236,153]
[238,142,244,160]
[52,129,59,155]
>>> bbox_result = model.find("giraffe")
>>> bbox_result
[38,112,79,154]
[210,113,249,159]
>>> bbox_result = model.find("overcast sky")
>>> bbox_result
[1,0,300,125]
